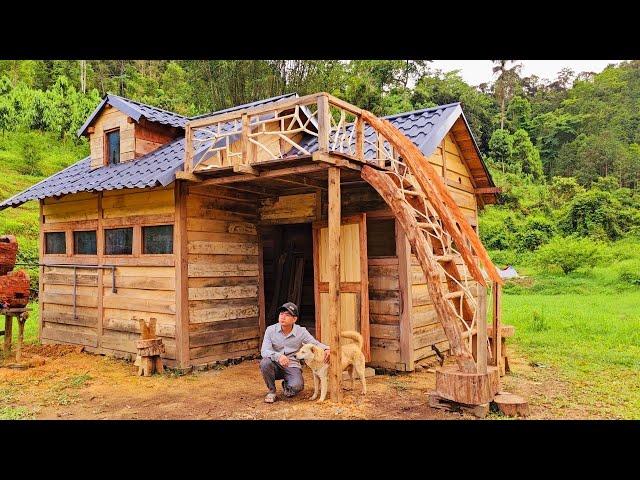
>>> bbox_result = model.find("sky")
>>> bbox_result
[429,60,623,86]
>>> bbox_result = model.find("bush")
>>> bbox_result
[535,236,604,274]
[514,216,556,252]
[17,140,42,176]
[530,310,549,332]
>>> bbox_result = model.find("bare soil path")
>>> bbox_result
[0,344,583,420]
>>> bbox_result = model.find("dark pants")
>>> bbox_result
[259,358,304,397]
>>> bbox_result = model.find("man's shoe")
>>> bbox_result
[264,392,277,403]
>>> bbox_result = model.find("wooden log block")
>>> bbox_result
[435,364,500,405]
[493,393,529,417]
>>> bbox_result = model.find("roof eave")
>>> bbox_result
[76,94,145,137]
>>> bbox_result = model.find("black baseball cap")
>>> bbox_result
[277,302,299,317]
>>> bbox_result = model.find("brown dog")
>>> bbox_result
[295,331,367,402]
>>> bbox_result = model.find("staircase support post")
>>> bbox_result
[327,167,343,402]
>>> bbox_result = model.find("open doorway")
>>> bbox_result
[261,223,316,336]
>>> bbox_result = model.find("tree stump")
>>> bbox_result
[493,393,529,417]
[435,364,500,405]
[135,318,165,376]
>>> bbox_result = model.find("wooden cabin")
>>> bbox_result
[0,92,502,375]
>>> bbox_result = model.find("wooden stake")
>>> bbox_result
[491,282,502,368]
[327,167,343,402]
[476,285,487,374]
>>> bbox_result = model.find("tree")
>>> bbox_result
[506,95,531,131]
[492,60,522,130]
[511,129,543,180]
[488,129,513,173]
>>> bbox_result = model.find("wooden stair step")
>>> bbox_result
[434,255,454,263]
[445,291,464,300]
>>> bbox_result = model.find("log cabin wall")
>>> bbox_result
[40,185,178,365]
[185,184,261,366]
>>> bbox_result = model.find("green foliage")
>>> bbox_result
[506,95,532,131]
[18,140,42,176]
[535,236,604,274]
[488,129,513,170]
[511,129,543,179]
[530,310,549,332]
[549,176,585,209]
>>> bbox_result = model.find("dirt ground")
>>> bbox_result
[0,344,582,420]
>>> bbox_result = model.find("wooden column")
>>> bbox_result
[327,167,342,402]
[3,315,12,352]
[257,228,266,343]
[96,192,104,347]
[355,116,364,160]
[174,181,190,368]
[184,124,192,173]
[38,201,44,342]
[241,114,250,166]
[396,222,414,371]
[491,282,502,367]
[476,285,487,374]
[317,94,330,153]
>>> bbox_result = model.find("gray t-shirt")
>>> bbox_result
[261,323,329,369]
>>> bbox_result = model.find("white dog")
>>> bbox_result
[295,331,367,402]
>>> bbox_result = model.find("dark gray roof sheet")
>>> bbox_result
[0,98,485,211]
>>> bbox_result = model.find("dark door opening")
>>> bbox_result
[261,223,316,336]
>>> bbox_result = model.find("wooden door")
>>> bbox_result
[313,213,370,360]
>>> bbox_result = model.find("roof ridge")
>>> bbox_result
[107,94,188,119]
[383,102,461,120]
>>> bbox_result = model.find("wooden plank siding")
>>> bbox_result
[186,184,262,364]
[40,185,178,364]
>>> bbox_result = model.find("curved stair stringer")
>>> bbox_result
[359,111,503,374]
[362,166,476,373]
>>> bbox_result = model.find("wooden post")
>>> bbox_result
[241,114,250,166]
[38,201,44,343]
[396,223,414,371]
[96,192,104,348]
[317,95,330,153]
[355,116,364,160]
[16,316,26,363]
[491,282,502,367]
[174,181,190,368]
[327,167,342,402]
[184,124,192,173]
[3,315,12,353]
[476,285,487,374]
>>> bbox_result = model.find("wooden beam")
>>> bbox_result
[361,166,476,373]
[355,116,364,160]
[474,187,502,194]
[327,167,343,402]
[233,164,259,176]
[175,171,203,182]
[187,93,321,129]
[197,164,329,187]
[271,175,327,190]
[476,285,487,374]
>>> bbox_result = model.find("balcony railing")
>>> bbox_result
[183,93,398,173]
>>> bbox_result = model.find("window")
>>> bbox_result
[106,129,120,165]
[104,227,133,255]
[45,232,66,255]
[143,225,174,254]
[366,218,396,257]
[74,230,97,255]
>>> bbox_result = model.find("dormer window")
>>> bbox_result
[105,128,120,165]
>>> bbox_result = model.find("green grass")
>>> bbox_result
[502,291,640,418]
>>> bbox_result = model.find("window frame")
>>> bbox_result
[103,226,134,256]
[141,224,174,256]
[44,231,67,256]
[73,230,98,256]
[104,127,121,165]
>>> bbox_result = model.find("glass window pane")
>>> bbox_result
[74,230,97,255]
[107,130,120,165]
[45,232,66,255]
[105,227,133,255]
[143,225,173,254]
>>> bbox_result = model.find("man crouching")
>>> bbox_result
[260,302,330,403]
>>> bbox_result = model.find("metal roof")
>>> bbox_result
[77,94,189,136]
[0,97,493,210]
